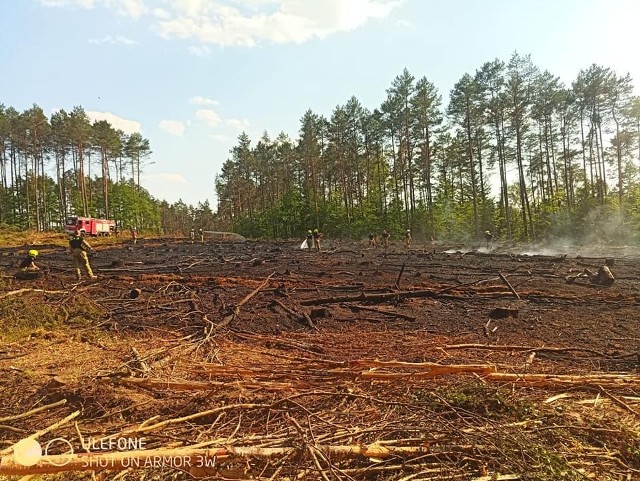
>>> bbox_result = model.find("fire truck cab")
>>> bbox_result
[65,216,116,237]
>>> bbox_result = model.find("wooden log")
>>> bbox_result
[442,343,605,356]
[358,364,496,379]
[485,372,640,389]
[0,443,433,476]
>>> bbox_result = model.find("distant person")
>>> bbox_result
[484,230,494,249]
[69,230,97,280]
[20,250,40,271]
[306,230,313,251]
[313,229,322,252]
[199,228,204,244]
[381,230,390,249]
[190,228,195,243]
[368,232,377,248]
[130,226,138,244]
[404,229,412,249]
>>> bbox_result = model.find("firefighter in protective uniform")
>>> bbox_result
[306,230,313,251]
[312,229,322,252]
[20,250,40,271]
[404,229,412,248]
[69,231,97,279]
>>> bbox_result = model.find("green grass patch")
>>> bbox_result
[0,293,104,343]
[413,382,535,420]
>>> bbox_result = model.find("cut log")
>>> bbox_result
[0,443,433,476]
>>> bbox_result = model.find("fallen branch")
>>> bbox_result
[351,304,416,321]
[498,272,520,300]
[394,262,406,290]
[485,372,640,389]
[0,288,67,300]
[116,377,306,392]
[442,343,605,357]
[0,400,67,423]
[300,289,438,306]
[272,299,316,330]
[0,442,433,476]
[217,272,275,328]
[0,410,80,456]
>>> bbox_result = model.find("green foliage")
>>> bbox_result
[0,293,103,342]
[212,57,640,243]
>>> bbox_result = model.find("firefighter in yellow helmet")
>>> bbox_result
[20,250,40,271]
[69,230,97,280]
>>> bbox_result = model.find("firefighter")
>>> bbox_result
[20,250,40,271]
[130,226,138,244]
[404,229,412,248]
[189,228,195,243]
[381,229,390,248]
[69,230,97,280]
[313,229,321,252]
[306,230,313,251]
[484,230,494,249]
[199,228,204,244]
[368,232,377,248]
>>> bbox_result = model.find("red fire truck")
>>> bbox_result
[65,216,116,236]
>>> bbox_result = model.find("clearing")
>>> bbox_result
[1,236,639,480]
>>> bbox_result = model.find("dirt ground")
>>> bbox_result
[1,236,640,480]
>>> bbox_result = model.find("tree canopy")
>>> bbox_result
[215,53,640,243]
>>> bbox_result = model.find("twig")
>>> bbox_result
[352,304,415,321]
[0,399,67,423]
[0,288,67,299]
[0,410,81,455]
[599,386,640,417]
[498,272,520,300]
[217,272,275,328]
[273,299,316,329]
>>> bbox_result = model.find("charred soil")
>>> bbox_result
[1,237,640,480]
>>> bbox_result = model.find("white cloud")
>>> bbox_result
[190,96,220,106]
[40,0,146,18]
[89,35,136,45]
[155,0,402,47]
[153,7,170,19]
[225,118,250,132]
[395,19,410,28]
[104,0,148,18]
[86,111,141,134]
[41,0,402,46]
[159,119,186,137]
[144,173,188,184]
[195,109,221,127]
[188,45,211,56]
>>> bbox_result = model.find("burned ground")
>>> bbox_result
[1,237,640,480]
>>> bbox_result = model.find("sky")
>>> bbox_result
[1,0,640,208]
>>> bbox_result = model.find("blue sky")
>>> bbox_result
[2,0,639,207]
